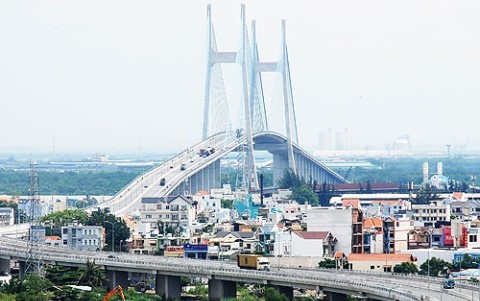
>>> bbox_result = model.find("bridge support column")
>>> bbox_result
[271,152,289,186]
[325,292,347,301]
[208,279,236,301]
[155,274,181,301]
[18,261,26,278]
[0,258,10,274]
[272,285,293,300]
[106,270,129,290]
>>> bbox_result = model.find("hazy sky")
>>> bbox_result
[1,0,479,155]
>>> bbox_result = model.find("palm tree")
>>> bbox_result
[77,259,108,288]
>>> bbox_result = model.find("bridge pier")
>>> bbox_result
[106,270,129,290]
[155,274,181,301]
[0,258,10,274]
[325,291,348,301]
[18,261,26,278]
[208,279,236,301]
[272,285,294,300]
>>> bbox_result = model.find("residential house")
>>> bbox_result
[348,253,416,272]
[451,199,480,221]
[211,231,257,259]
[407,227,432,249]
[290,231,337,257]
[363,217,384,253]
[307,205,363,255]
[383,216,413,254]
[140,195,195,235]
[45,235,62,247]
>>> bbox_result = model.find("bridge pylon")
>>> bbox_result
[203,5,299,191]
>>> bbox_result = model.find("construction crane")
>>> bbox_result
[103,285,126,301]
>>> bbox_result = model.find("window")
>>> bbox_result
[63,228,68,234]
[63,240,67,245]
[370,265,375,270]
[469,235,478,243]
[146,214,152,218]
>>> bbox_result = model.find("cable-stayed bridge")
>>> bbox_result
[97,5,345,216]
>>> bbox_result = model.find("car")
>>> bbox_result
[180,163,186,171]
[442,279,455,289]
[108,254,119,259]
[160,178,166,186]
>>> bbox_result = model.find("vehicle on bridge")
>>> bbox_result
[180,163,186,171]
[237,254,270,271]
[442,278,455,289]
[160,178,166,186]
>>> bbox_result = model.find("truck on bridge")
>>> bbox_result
[237,254,270,271]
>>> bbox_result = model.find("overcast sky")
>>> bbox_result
[1,0,479,156]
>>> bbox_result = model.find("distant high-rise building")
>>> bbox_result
[318,131,330,151]
[335,128,348,151]
[423,162,429,184]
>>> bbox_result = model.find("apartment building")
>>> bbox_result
[412,200,450,225]
[61,224,104,251]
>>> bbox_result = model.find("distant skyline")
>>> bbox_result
[1,0,479,156]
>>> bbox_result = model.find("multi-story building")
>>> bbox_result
[61,224,104,251]
[0,207,14,225]
[307,202,363,255]
[290,231,337,257]
[384,216,414,253]
[412,200,450,225]
[363,217,383,254]
[140,195,195,235]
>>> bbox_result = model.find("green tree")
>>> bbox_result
[318,258,337,269]
[414,184,439,204]
[40,209,89,236]
[45,265,83,285]
[77,259,108,288]
[87,209,130,251]
[1,274,53,301]
[221,199,233,209]
[419,257,452,277]
[291,183,318,205]
[263,286,288,301]
[277,170,318,205]
[393,262,418,274]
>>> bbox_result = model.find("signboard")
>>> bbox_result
[443,227,454,246]
[184,244,208,252]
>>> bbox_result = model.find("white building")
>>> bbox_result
[307,207,354,255]
[61,224,104,251]
[0,207,14,225]
[140,196,195,236]
[412,201,450,225]
[290,231,336,257]
[45,235,62,247]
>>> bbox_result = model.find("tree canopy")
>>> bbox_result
[277,170,318,205]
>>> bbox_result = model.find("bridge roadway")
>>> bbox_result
[97,131,344,216]
[0,235,476,301]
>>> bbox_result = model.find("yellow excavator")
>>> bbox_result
[103,285,126,301]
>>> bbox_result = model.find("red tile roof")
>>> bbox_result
[195,190,209,196]
[363,217,383,228]
[453,192,465,201]
[348,253,415,262]
[45,236,61,240]
[293,231,329,240]
[342,199,360,209]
